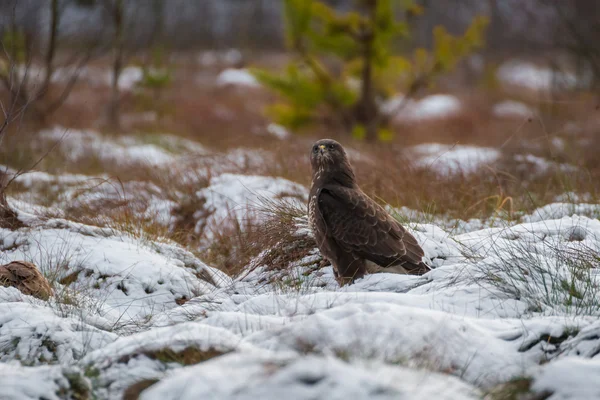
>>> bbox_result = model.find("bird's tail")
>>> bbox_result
[403,261,431,276]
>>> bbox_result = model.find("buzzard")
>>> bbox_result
[308,139,429,285]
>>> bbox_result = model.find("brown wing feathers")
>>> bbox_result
[318,185,425,271]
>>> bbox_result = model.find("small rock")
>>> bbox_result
[0,261,54,300]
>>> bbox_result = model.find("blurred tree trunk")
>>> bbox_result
[108,0,124,131]
[487,0,504,51]
[355,0,378,142]
[41,0,59,99]
[150,0,165,46]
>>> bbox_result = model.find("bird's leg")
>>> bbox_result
[334,254,366,287]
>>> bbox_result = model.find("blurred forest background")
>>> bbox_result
[1,0,599,139]
[1,0,600,241]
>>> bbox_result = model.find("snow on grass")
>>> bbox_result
[12,170,95,188]
[33,127,269,178]
[140,352,481,400]
[531,358,600,400]
[410,143,501,175]
[523,203,600,223]
[15,64,143,91]
[195,173,308,242]
[198,49,243,67]
[39,127,177,168]
[497,60,581,92]
[83,322,247,365]
[492,100,536,118]
[36,128,213,174]
[384,94,462,124]
[266,123,291,139]
[558,320,600,358]
[0,299,117,365]
[242,303,588,388]
[216,68,260,87]
[80,323,252,399]
[456,215,600,316]
[0,214,229,328]
[513,154,578,176]
[0,363,88,400]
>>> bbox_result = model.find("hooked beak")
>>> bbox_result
[318,144,326,155]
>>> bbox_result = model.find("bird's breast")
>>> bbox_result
[308,195,318,231]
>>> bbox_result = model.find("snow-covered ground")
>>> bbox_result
[384,94,462,124]
[16,64,143,91]
[216,68,260,88]
[410,143,501,175]
[492,100,536,119]
[2,198,600,399]
[2,129,600,399]
[496,60,590,93]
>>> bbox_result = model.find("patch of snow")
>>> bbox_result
[408,95,462,120]
[513,154,577,175]
[39,127,174,166]
[141,352,481,400]
[81,323,251,399]
[554,192,594,203]
[0,300,117,365]
[266,123,290,139]
[0,364,86,400]
[12,170,96,189]
[492,100,536,118]
[116,66,143,91]
[523,203,600,223]
[14,64,142,91]
[38,127,183,168]
[198,51,219,67]
[220,148,274,171]
[195,173,308,243]
[121,111,158,126]
[410,143,501,175]
[497,61,580,92]
[245,304,575,387]
[216,68,260,88]
[551,136,566,151]
[198,49,243,67]
[84,323,246,366]
[0,216,228,327]
[532,358,600,400]
[222,49,243,66]
[384,94,462,124]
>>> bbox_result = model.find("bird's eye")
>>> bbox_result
[328,144,335,150]
[313,146,318,153]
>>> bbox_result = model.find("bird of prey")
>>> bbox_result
[308,138,429,285]
[0,261,54,300]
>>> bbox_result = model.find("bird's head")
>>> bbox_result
[310,139,355,185]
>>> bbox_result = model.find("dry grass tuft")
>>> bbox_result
[201,198,311,277]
